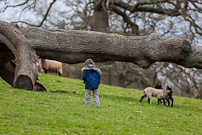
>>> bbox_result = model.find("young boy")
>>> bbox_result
[82,58,102,108]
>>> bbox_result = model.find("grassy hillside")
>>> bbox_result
[0,73,202,135]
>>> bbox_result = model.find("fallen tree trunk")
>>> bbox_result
[19,26,195,68]
[0,21,201,90]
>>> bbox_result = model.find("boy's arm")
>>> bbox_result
[98,73,100,84]
[82,70,86,83]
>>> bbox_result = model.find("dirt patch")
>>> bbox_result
[50,90,76,94]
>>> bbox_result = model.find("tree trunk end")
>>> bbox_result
[182,40,191,52]
[14,75,33,90]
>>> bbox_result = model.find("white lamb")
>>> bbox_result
[140,86,172,106]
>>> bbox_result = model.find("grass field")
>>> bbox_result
[0,73,202,135]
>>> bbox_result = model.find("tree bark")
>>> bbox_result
[0,21,202,90]
[91,0,109,32]
[13,42,39,90]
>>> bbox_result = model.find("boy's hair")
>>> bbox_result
[85,58,95,65]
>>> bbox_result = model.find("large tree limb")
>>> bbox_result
[19,26,200,68]
[0,21,202,90]
[0,21,43,91]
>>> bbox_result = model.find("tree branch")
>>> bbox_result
[109,0,181,16]
[1,0,29,12]
[37,0,56,27]
[110,5,139,35]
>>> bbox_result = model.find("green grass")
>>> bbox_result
[0,73,202,135]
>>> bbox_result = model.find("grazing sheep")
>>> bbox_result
[140,86,172,106]
[154,83,174,107]
[40,59,63,76]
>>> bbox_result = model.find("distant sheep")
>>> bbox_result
[154,83,174,107]
[40,59,62,76]
[140,86,172,106]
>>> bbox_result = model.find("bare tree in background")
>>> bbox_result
[0,0,202,98]
[1,0,201,42]
[151,62,202,98]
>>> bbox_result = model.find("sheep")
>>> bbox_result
[155,83,166,105]
[40,59,63,76]
[154,83,174,107]
[140,86,172,106]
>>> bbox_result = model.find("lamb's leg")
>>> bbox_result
[44,69,48,74]
[165,99,169,106]
[164,100,169,107]
[140,95,147,103]
[158,99,162,105]
[170,98,174,107]
[58,72,62,76]
[148,97,151,104]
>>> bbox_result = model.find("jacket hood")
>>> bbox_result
[85,64,95,68]
[82,66,102,75]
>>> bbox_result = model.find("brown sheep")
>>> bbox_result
[40,59,62,76]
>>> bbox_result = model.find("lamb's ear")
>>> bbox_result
[167,85,172,91]
[166,85,170,90]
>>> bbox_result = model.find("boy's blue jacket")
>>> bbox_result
[82,64,102,89]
